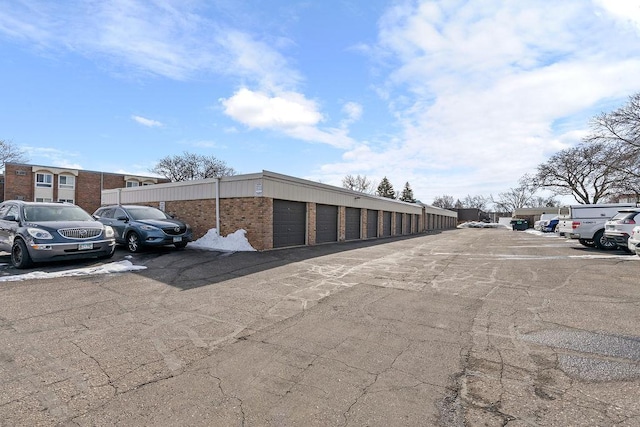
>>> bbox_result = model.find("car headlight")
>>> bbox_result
[27,228,53,239]
[104,225,115,238]
[140,225,159,231]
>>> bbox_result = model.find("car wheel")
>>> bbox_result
[126,232,142,253]
[594,230,616,250]
[578,239,595,247]
[174,242,188,249]
[11,239,33,269]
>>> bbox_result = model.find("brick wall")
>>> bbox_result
[4,164,34,202]
[307,202,316,245]
[338,206,346,241]
[146,197,273,251]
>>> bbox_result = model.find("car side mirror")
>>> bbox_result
[3,214,18,222]
[116,215,128,222]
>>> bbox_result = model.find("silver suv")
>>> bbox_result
[0,201,116,268]
[603,208,640,252]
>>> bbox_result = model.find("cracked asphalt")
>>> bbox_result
[1,228,639,426]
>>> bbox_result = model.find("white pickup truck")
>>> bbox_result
[557,203,637,249]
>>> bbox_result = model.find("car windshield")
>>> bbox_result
[126,207,170,221]
[24,205,93,222]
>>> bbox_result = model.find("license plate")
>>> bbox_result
[173,236,182,243]
[78,243,93,250]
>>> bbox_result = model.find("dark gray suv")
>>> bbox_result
[0,201,116,268]
[93,205,192,252]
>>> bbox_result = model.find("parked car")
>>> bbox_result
[93,205,193,252]
[534,214,559,232]
[628,225,640,256]
[541,217,559,233]
[0,200,116,268]
[604,208,640,252]
[557,203,637,249]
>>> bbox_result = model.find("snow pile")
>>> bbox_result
[457,222,507,229]
[189,229,256,252]
[0,260,147,282]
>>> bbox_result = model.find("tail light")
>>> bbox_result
[621,219,636,225]
[572,221,580,229]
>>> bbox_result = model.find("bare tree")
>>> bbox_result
[342,174,373,193]
[432,195,455,209]
[533,142,626,204]
[491,175,539,212]
[462,195,489,210]
[586,92,640,149]
[151,152,236,181]
[0,139,29,168]
[584,92,640,197]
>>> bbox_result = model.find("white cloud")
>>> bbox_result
[22,146,83,169]
[221,88,322,128]
[596,0,640,31]
[220,88,357,149]
[315,0,640,203]
[341,101,363,127]
[132,115,163,127]
[0,1,299,85]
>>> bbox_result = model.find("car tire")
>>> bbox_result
[174,242,188,249]
[594,230,616,250]
[578,239,595,247]
[11,239,33,269]
[126,232,142,253]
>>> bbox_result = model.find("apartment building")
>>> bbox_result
[2,162,168,214]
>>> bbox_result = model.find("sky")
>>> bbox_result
[2,0,640,205]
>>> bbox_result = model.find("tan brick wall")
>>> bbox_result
[4,164,35,202]
[307,202,316,245]
[221,197,272,251]
[338,206,346,242]
[140,197,273,251]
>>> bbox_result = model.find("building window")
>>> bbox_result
[36,173,53,188]
[58,198,74,204]
[126,181,140,187]
[35,198,53,202]
[59,175,75,189]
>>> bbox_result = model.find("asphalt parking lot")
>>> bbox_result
[1,229,639,426]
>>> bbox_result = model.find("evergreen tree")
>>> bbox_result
[399,182,416,203]
[376,176,396,199]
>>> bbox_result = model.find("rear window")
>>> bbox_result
[558,206,570,216]
[611,211,640,221]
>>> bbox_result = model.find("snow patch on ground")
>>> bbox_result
[0,260,147,282]
[189,229,256,252]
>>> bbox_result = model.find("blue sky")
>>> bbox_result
[2,0,640,204]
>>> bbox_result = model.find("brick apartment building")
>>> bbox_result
[1,162,169,214]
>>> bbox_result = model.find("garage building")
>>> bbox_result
[101,171,457,250]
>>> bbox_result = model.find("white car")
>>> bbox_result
[604,208,640,252]
[628,225,640,256]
